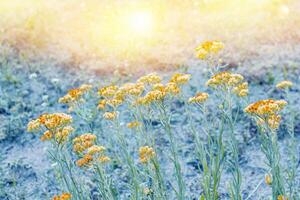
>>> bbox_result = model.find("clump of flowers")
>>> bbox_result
[206,71,248,97]
[135,73,190,106]
[73,133,97,153]
[118,82,145,97]
[58,84,92,106]
[27,113,74,144]
[73,134,110,167]
[188,92,209,104]
[169,73,191,85]
[137,73,161,85]
[244,99,287,130]
[103,111,118,120]
[98,85,119,97]
[52,192,72,200]
[139,146,156,164]
[195,40,224,59]
[276,80,293,90]
[127,121,141,129]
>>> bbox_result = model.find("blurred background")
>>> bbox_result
[0,0,299,74]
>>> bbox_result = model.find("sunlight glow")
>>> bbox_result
[127,11,154,36]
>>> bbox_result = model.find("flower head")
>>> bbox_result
[276,80,293,90]
[277,195,288,200]
[139,146,155,164]
[103,111,118,120]
[137,73,161,85]
[195,41,224,60]
[127,121,141,129]
[169,73,191,85]
[52,192,72,200]
[58,84,92,105]
[265,174,272,185]
[244,99,287,130]
[73,133,97,153]
[188,92,209,104]
[98,85,118,97]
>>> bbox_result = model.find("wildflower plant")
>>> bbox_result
[73,133,117,200]
[27,113,85,200]
[244,99,288,199]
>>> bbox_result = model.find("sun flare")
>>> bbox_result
[127,11,154,36]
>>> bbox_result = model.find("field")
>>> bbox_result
[0,1,300,200]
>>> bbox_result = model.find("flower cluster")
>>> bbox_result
[127,121,141,129]
[98,85,119,97]
[277,195,289,200]
[169,73,191,85]
[276,80,293,90]
[206,71,248,97]
[137,73,161,85]
[188,92,209,104]
[135,73,190,105]
[73,133,97,153]
[103,111,118,120]
[195,41,224,59]
[52,192,72,200]
[58,84,92,105]
[73,134,110,167]
[139,146,155,164]
[244,99,287,130]
[27,113,73,143]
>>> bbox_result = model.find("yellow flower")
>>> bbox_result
[244,99,287,116]
[98,156,111,164]
[169,73,191,85]
[165,82,180,95]
[245,99,287,130]
[127,121,141,129]
[76,154,93,167]
[233,82,249,97]
[79,84,93,92]
[195,41,224,60]
[265,174,272,185]
[87,145,106,155]
[73,133,97,153]
[97,99,106,110]
[55,126,74,143]
[196,48,208,59]
[137,73,161,85]
[40,130,53,141]
[119,83,144,97]
[103,111,118,120]
[28,113,72,130]
[276,80,293,90]
[206,71,244,89]
[27,119,41,132]
[188,92,209,104]
[106,98,123,108]
[58,84,92,105]
[139,146,155,164]
[52,192,72,200]
[267,114,281,129]
[277,195,288,200]
[98,85,118,97]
